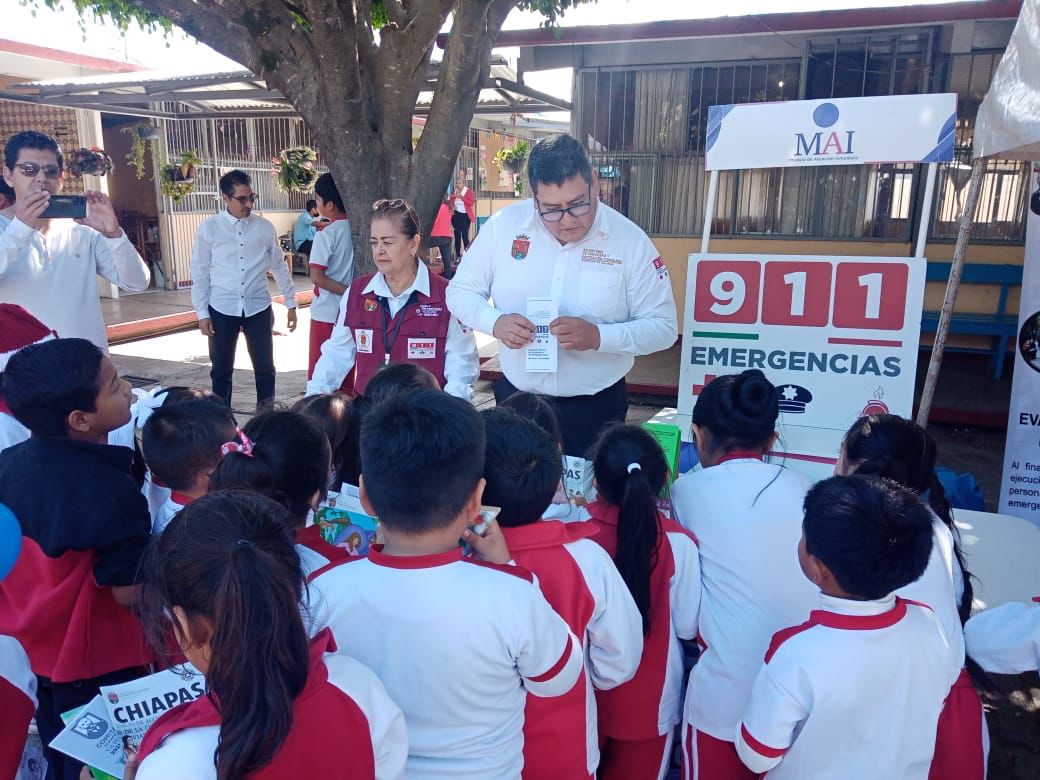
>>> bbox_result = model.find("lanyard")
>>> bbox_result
[380,291,419,364]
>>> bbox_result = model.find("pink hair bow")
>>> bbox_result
[220,429,255,458]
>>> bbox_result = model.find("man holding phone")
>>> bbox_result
[0,131,150,350]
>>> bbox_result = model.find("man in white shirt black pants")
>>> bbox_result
[447,134,678,456]
[190,170,297,410]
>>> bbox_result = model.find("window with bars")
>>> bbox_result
[161,114,326,214]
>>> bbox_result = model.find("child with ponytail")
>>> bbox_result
[670,369,819,780]
[131,490,407,779]
[208,410,347,576]
[586,424,701,780]
[838,414,987,780]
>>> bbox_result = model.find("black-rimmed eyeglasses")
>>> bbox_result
[536,187,593,223]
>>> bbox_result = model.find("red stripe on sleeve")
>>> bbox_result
[527,639,573,684]
[764,619,816,663]
[740,723,787,759]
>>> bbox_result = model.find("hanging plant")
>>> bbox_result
[160,163,196,202]
[176,150,203,183]
[121,123,160,180]
[272,145,318,192]
[67,147,114,177]
[492,140,529,174]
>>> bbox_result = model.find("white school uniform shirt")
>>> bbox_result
[307,547,584,780]
[896,516,965,670]
[0,633,36,712]
[136,647,408,780]
[736,594,959,779]
[0,216,149,350]
[671,458,819,741]
[964,600,1040,674]
[190,210,297,319]
[306,261,479,400]
[153,494,187,536]
[446,200,677,398]
[0,413,29,455]
[308,219,355,324]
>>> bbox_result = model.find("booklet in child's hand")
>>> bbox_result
[316,483,379,556]
[50,696,125,779]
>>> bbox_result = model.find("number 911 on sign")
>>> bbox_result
[692,256,916,331]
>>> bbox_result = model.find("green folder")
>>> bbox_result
[642,421,682,483]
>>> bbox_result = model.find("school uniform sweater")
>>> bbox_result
[501,520,644,779]
[586,501,701,739]
[136,629,407,779]
[670,456,818,741]
[964,599,1040,674]
[736,595,959,779]
[307,545,584,779]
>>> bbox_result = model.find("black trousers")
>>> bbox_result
[494,376,629,458]
[452,212,472,256]
[36,666,145,780]
[296,239,313,257]
[209,305,275,408]
[431,236,454,277]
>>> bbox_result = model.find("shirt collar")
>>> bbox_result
[362,260,430,299]
[501,519,598,551]
[810,593,906,630]
[367,543,464,569]
[220,209,251,226]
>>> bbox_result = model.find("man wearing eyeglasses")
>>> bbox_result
[190,169,298,410]
[0,131,150,350]
[447,134,677,456]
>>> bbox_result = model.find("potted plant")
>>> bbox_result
[121,123,161,179]
[272,146,319,192]
[159,164,196,202]
[67,147,114,177]
[176,150,203,182]
[492,140,529,174]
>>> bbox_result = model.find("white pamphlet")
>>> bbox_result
[525,297,558,373]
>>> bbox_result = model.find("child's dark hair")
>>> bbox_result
[803,475,933,600]
[4,338,103,437]
[499,392,563,452]
[291,394,351,486]
[591,424,667,633]
[5,130,62,171]
[690,369,779,455]
[366,362,440,402]
[142,400,237,492]
[481,408,561,527]
[141,490,309,780]
[361,390,484,533]
[158,386,229,408]
[314,173,344,213]
[209,411,331,527]
[842,414,975,622]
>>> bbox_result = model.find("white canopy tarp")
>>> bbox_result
[973,0,1040,160]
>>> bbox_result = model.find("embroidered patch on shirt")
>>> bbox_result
[581,248,622,266]
[511,234,531,260]
[652,256,670,280]
[363,298,379,312]
[407,338,436,360]
[356,329,374,354]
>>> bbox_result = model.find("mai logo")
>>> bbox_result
[794,103,856,158]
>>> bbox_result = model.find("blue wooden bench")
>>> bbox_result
[920,262,1022,380]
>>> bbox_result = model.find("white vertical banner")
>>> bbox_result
[999,165,1040,524]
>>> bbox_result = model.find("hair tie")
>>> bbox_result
[233,539,253,550]
[220,429,254,458]
[627,462,641,474]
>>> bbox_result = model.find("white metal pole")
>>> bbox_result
[914,163,938,258]
[701,169,719,254]
[916,158,985,428]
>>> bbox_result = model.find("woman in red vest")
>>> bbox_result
[306,198,479,399]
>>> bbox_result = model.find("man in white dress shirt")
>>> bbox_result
[447,134,677,455]
[0,131,150,350]
[190,170,297,410]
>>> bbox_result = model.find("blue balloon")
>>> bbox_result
[813,102,840,128]
[0,503,21,581]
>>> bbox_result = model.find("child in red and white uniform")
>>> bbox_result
[965,599,1040,673]
[132,491,407,779]
[586,424,701,780]
[142,399,237,535]
[308,391,584,779]
[209,410,348,577]
[837,414,987,779]
[0,304,56,454]
[0,503,37,779]
[0,338,152,778]
[481,408,643,779]
[736,475,960,779]
[307,173,354,380]
[671,370,819,780]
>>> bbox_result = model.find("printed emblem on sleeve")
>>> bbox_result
[652,256,670,281]
[511,234,531,261]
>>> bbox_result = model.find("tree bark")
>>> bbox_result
[118,0,526,276]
